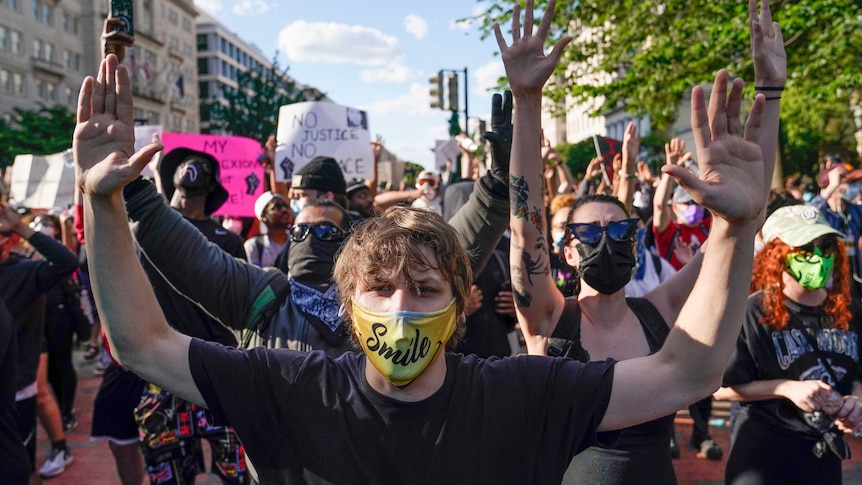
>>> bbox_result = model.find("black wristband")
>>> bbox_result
[764,95,781,101]
[754,86,784,91]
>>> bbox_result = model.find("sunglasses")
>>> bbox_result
[290,223,346,243]
[566,218,640,245]
[418,178,439,188]
[791,238,838,263]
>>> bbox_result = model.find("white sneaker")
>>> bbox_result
[39,448,73,478]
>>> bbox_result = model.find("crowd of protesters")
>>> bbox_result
[0,0,861,484]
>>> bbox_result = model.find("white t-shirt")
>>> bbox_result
[625,252,676,298]
[243,234,286,269]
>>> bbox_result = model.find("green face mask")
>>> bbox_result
[785,248,835,291]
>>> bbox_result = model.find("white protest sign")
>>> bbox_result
[275,102,373,183]
[134,124,163,177]
[434,138,460,171]
[9,151,76,209]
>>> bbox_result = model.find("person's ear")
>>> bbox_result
[323,191,336,201]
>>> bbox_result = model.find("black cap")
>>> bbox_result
[159,148,229,215]
[291,156,346,195]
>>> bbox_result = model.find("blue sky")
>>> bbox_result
[194,0,510,170]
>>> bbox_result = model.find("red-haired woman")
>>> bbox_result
[717,205,862,484]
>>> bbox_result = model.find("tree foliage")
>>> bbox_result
[204,56,326,141]
[0,105,75,169]
[472,0,862,173]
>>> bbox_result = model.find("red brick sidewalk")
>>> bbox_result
[37,350,862,484]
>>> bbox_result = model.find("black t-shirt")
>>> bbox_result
[141,216,246,346]
[724,291,862,437]
[0,300,30,484]
[723,291,862,481]
[189,339,616,484]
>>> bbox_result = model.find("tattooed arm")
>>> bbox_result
[495,0,571,349]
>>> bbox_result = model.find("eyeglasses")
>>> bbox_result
[289,223,346,243]
[566,218,640,245]
[791,238,838,263]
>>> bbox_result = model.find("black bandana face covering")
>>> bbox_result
[576,233,636,294]
[287,237,340,287]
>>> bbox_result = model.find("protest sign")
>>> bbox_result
[274,102,373,183]
[9,151,75,209]
[134,124,163,177]
[593,135,622,187]
[160,133,263,218]
[434,139,460,171]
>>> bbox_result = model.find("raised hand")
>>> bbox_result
[622,121,639,170]
[636,161,655,186]
[662,70,766,224]
[493,0,572,97]
[750,0,786,87]
[73,54,162,199]
[664,137,691,168]
[484,90,513,179]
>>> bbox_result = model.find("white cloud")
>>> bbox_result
[360,83,432,116]
[403,14,428,40]
[473,60,505,96]
[194,0,222,13]
[450,3,490,32]
[360,65,421,83]
[232,0,273,16]
[278,21,402,66]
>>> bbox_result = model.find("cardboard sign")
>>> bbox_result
[434,139,460,171]
[134,124,163,177]
[274,102,373,182]
[160,133,264,218]
[9,151,76,209]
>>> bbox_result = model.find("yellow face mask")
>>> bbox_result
[351,298,457,387]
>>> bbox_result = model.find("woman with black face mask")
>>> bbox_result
[508,1,785,481]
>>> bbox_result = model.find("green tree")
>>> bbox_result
[0,105,75,169]
[472,0,861,176]
[204,56,326,140]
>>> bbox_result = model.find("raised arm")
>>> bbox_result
[750,0,785,189]
[74,55,204,406]
[616,121,638,214]
[599,71,769,431]
[652,138,690,234]
[495,0,572,342]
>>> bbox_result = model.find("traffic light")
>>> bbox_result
[429,71,443,109]
[445,72,458,111]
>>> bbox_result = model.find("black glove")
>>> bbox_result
[484,91,512,183]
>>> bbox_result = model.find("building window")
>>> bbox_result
[0,26,7,50]
[74,53,81,71]
[42,4,51,24]
[31,0,39,19]
[167,8,177,25]
[73,18,79,35]
[197,34,207,51]
[9,0,18,10]
[197,58,208,75]
[62,12,70,31]
[63,50,71,68]
[14,72,23,94]
[182,17,191,31]
[44,42,53,62]
[33,39,42,59]
[36,78,44,97]
[47,81,56,101]
[65,85,73,104]
[0,69,9,92]
[10,30,20,53]
[199,81,209,98]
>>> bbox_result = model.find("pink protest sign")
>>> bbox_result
[160,133,263,218]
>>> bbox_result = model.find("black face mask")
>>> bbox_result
[287,238,341,287]
[173,160,213,197]
[576,234,636,295]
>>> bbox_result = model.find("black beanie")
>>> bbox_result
[291,156,346,194]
